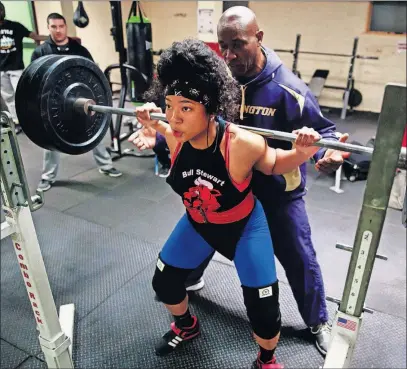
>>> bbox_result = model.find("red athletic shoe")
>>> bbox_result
[254,353,284,369]
[155,316,201,356]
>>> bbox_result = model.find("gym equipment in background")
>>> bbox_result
[275,35,378,119]
[274,33,302,77]
[106,1,153,161]
[308,69,330,101]
[73,1,89,28]
[127,1,154,102]
[342,138,375,182]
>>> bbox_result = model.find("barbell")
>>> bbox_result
[13,55,406,168]
[77,100,375,155]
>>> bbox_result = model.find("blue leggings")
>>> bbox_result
[160,200,277,288]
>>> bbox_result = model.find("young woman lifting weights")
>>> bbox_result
[129,38,321,369]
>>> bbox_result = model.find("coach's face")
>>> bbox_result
[217,22,263,78]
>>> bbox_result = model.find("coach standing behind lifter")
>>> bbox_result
[133,6,351,357]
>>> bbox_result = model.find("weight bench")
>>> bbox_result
[308,69,330,100]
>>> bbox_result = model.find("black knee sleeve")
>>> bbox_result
[152,256,193,305]
[242,282,281,339]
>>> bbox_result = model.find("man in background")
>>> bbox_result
[31,13,122,192]
[0,1,47,132]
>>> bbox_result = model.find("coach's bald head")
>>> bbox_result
[217,6,265,77]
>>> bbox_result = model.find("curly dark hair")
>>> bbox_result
[144,38,241,121]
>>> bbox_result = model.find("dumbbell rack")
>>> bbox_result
[323,83,406,368]
[0,111,74,369]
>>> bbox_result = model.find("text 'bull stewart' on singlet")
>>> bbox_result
[166,118,255,260]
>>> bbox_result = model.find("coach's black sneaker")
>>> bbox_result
[310,322,331,356]
[158,165,170,178]
[155,316,200,356]
[185,277,205,292]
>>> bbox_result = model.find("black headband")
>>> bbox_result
[165,79,212,107]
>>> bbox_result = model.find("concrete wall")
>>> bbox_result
[31,1,406,112]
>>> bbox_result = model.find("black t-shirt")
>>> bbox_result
[0,20,31,71]
[31,37,94,62]
[166,119,253,260]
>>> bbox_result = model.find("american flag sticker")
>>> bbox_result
[337,317,357,331]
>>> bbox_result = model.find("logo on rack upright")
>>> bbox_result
[14,241,44,325]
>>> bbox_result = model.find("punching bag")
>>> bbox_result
[126,2,153,101]
[73,1,89,28]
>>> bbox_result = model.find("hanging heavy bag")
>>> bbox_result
[126,2,153,100]
[73,1,89,28]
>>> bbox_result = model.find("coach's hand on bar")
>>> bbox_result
[134,103,162,130]
[315,133,351,174]
[129,127,157,151]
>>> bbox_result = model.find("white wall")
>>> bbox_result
[250,1,406,112]
[32,1,406,112]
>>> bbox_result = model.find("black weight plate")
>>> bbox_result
[15,55,49,147]
[39,55,112,155]
[344,88,363,108]
[30,55,70,151]
[16,55,60,149]
[25,55,62,150]
[15,55,62,150]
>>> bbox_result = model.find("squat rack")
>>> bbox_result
[1,112,75,368]
[275,34,379,119]
[323,83,406,367]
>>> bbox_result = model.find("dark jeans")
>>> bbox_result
[153,145,170,168]
[153,94,171,168]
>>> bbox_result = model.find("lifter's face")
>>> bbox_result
[165,95,212,143]
[48,18,68,43]
[218,23,263,77]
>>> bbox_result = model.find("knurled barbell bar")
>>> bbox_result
[74,97,376,156]
[13,55,407,168]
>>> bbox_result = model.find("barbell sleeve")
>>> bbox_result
[74,98,139,118]
[73,98,406,168]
